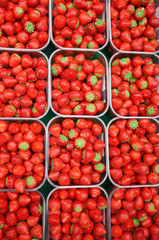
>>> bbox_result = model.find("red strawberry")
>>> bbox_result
[78,212,91,228]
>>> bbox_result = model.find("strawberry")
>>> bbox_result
[146,104,158,116]
[93,163,105,173]
[97,196,107,210]
[93,223,106,238]
[95,19,105,33]
[71,223,83,236]
[30,224,43,239]
[78,212,91,228]
[71,33,83,46]
[17,222,29,235]
[14,179,26,193]
[25,176,37,189]
[74,137,86,150]
[79,11,92,25]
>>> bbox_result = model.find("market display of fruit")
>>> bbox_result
[108,118,159,186]
[110,187,159,240]
[48,187,107,240]
[48,118,106,186]
[0,120,45,192]
[110,0,159,52]
[51,52,106,116]
[111,55,159,117]
[0,0,49,49]
[0,51,48,118]
[1,0,159,239]
[52,0,106,49]
[0,191,43,239]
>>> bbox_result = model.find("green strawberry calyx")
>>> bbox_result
[76,21,79,29]
[120,57,130,64]
[60,3,66,10]
[131,20,137,28]
[154,165,159,174]
[90,75,98,85]
[98,205,106,210]
[136,8,145,18]
[19,142,29,151]
[146,106,155,116]
[95,19,104,26]
[93,152,101,162]
[124,71,132,81]
[125,90,130,98]
[128,120,139,130]
[75,36,82,45]
[86,93,95,102]
[75,138,86,149]
[112,61,119,66]
[150,203,155,211]
[61,57,68,63]
[146,61,153,65]
[88,11,92,17]
[75,206,82,212]
[133,218,140,227]
[52,66,57,76]
[39,204,43,213]
[67,3,73,8]
[129,77,137,83]
[0,224,4,229]
[132,144,139,151]
[69,129,76,138]
[114,89,119,94]
[95,163,104,171]
[78,65,82,71]
[32,107,37,113]
[139,216,147,221]
[25,21,34,33]
[11,105,16,113]
[26,176,35,186]
[139,17,147,26]
[141,81,147,89]
[86,103,96,112]
[14,53,21,59]
[17,7,24,15]
[74,105,81,112]
[88,41,94,49]
[59,134,68,142]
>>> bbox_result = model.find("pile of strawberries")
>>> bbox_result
[0,51,48,118]
[48,187,107,240]
[0,120,45,192]
[111,0,159,52]
[0,191,43,239]
[51,53,105,116]
[111,56,159,117]
[108,118,159,186]
[48,118,106,186]
[0,0,49,49]
[53,0,106,49]
[111,187,159,239]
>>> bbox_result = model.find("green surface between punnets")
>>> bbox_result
[40,42,113,199]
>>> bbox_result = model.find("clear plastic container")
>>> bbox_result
[46,186,108,240]
[108,0,159,54]
[49,49,109,118]
[46,116,107,188]
[106,116,159,188]
[50,0,109,51]
[0,49,49,120]
[0,2,50,51]
[109,52,159,119]
[0,118,47,191]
